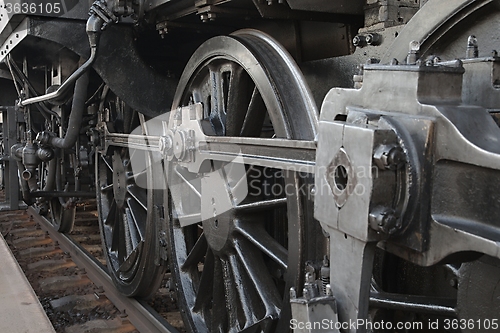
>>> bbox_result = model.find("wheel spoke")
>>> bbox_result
[123,208,136,255]
[125,198,146,241]
[235,198,287,212]
[111,207,123,253]
[208,66,226,135]
[125,198,144,244]
[102,155,113,172]
[212,255,228,332]
[126,184,147,210]
[174,167,201,198]
[104,200,117,226]
[193,248,214,313]
[181,233,208,271]
[226,65,253,136]
[220,256,240,332]
[101,183,113,192]
[240,87,267,137]
[177,212,202,225]
[127,168,146,181]
[234,237,281,318]
[227,253,260,330]
[234,220,287,270]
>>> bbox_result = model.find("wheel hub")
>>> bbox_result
[112,151,127,208]
[200,174,237,252]
[202,212,235,253]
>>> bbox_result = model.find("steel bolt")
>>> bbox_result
[365,33,381,46]
[407,40,420,64]
[160,135,173,158]
[353,35,366,47]
[466,35,478,58]
[425,55,440,67]
[310,186,316,196]
[369,207,400,234]
[373,144,406,170]
[325,284,333,296]
[303,287,310,300]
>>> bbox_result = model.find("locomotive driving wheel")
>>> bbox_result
[96,93,166,298]
[167,30,324,332]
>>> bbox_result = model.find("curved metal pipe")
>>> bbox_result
[19,48,96,107]
[19,14,104,107]
[47,72,90,149]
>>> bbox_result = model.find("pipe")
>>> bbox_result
[16,161,32,205]
[20,48,96,107]
[370,292,457,317]
[44,71,90,149]
[30,191,96,198]
[19,14,104,107]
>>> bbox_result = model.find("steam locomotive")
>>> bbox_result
[1,0,499,332]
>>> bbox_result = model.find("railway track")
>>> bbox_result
[0,198,185,333]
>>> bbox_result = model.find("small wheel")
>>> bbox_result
[167,30,324,332]
[96,94,166,298]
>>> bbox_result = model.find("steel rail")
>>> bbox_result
[27,207,179,333]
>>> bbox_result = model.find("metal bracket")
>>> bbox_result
[290,287,340,333]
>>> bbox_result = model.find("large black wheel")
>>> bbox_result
[96,93,166,298]
[167,30,324,332]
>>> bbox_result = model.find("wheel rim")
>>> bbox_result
[96,94,166,298]
[168,31,322,332]
[49,158,75,233]
[49,197,75,233]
